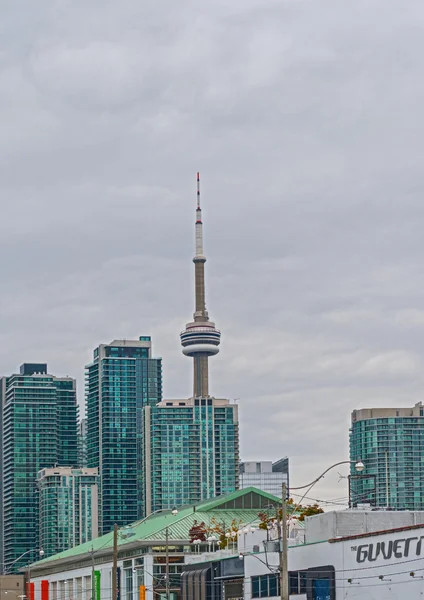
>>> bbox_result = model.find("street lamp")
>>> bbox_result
[26,550,44,600]
[206,535,218,552]
[0,549,44,600]
[165,508,178,600]
[238,526,256,552]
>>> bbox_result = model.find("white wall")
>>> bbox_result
[244,525,424,599]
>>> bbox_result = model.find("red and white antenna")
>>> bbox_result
[195,172,204,256]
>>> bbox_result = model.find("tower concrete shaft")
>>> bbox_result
[180,173,221,397]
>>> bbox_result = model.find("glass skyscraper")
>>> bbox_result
[86,337,162,534]
[77,418,87,468]
[350,403,424,510]
[143,397,239,513]
[37,467,99,558]
[239,458,289,497]
[0,363,78,573]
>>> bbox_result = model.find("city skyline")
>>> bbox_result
[1,0,424,505]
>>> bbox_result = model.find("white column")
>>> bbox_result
[143,556,154,600]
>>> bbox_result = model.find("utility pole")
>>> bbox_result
[279,482,289,600]
[165,527,170,600]
[112,524,118,600]
[91,548,95,600]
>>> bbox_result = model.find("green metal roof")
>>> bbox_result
[32,487,282,570]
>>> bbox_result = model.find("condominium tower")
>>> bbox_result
[37,467,99,558]
[86,337,162,533]
[143,397,239,513]
[0,363,78,572]
[350,402,424,509]
[143,174,239,511]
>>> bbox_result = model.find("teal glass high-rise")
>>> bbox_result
[350,403,424,509]
[0,363,78,573]
[37,466,99,559]
[143,397,239,513]
[86,337,162,534]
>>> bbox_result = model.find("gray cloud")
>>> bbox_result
[1,0,424,504]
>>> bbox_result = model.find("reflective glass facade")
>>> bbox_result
[143,397,239,512]
[78,418,88,468]
[0,365,78,572]
[350,404,424,509]
[38,467,99,558]
[86,338,162,534]
[239,459,289,497]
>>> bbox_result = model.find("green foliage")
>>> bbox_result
[257,499,323,528]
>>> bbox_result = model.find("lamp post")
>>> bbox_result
[206,536,217,553]
[0,549,44,600]
[237,526,255,552]
[279,460,365,600]
[165,507,178,600]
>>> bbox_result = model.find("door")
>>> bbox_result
[312,578,330,600]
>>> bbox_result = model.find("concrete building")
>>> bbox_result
[27,488,276,600]
[0,363,78,573]
[143,397,239,513]
[239,458,289,496]
[0,575,25,600]
[350,402,424,509]
[37,467,99,559]
[86,337,162,533]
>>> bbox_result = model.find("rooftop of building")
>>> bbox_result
[30,487,282,574]
[37,466,99,479]
[240,458,289,474]
[351,402,424,422]
[157,397,234,407]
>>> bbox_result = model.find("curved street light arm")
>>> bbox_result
[290,461,358,491]
[5,549,42,574]
[288,460,363,523]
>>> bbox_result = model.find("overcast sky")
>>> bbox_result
[1,0,424,506]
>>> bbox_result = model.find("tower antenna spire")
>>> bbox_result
[195,172,204,257]
[180,174,221,398]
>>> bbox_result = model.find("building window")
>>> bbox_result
[251,575,279,598]
[125,567,133,600]
[251,573,306,598]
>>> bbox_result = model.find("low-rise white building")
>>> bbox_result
[183,510,424,600]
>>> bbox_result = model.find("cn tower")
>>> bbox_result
[180,173,221,397]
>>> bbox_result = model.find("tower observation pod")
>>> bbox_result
[180,173,221,397]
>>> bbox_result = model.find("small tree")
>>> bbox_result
[188,520,207,543]
[297,503,323,522]
[258,500,323,529]
[207,517,243,548]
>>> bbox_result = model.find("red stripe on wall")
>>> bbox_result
[41,580,49,600]
[26,582,35,600]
